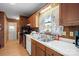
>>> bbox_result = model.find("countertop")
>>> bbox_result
[30,35,79,56]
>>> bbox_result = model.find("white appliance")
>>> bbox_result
[25,34,31,55]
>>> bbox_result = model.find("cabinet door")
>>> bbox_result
[31,43,36,56]
[31,14,39,28]
[36,47,45,56]
[27,13,39,28]
[60,3,70,26]
[46,47,54,56]
[36,41,45,56]
[29,16,33,27]
[60,3,79,26]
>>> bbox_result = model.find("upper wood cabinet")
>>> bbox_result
[27,13,39,28]
[60,3,79,26]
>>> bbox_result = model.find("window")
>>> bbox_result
[9,25,15,30]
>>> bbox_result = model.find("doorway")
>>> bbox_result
[8,22,17,40]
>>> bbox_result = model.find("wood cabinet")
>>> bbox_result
[28,13,39,28]
[60,3,79,26]
[31,43,36,56]
[31,39,36,56]
[46,47,63,56]
[0,12,5,48]
[31,39,63,56]
[36,47,45,56]
[31,39,45,56]
[46,47,54,56]
[36,41,46,56]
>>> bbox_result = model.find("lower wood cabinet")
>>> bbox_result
[46,47,54,56]
[36,47,45,56]
[36,41,46,56]
[31,43,36,56]
[31,39,36,56]
[54,52,63,56]
[46,47,63,56]
[31,39,63,56]
[31,39,45,56]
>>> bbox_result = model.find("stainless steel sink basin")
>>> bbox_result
[37,34,55,42]
[39,39,53,42]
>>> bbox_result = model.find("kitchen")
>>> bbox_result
[0,3,79,56]
[25,3,79,56]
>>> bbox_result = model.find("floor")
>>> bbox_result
[0,40,29,56]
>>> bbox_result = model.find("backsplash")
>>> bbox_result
[62,26,79,39]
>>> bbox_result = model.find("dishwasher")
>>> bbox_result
[25,34,31,55]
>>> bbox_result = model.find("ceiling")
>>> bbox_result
[0,3,47,19]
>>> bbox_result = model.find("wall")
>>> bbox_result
[0,11,7,48]
[62,26,79,39]
[0,12,4,48]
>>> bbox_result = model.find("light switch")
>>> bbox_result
[70,32,73,37]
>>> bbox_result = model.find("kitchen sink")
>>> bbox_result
[40,39,53,42]
[37,34,55,42]
[38,37,55,42]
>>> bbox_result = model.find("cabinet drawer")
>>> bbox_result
[36,42,45,51]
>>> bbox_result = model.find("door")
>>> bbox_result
[8,22,17,40]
